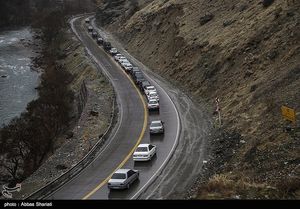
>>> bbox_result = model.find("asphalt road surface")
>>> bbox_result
[46,16,180,200]
[90,17,213,199]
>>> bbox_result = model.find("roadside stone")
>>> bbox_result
[262,0,274,8]
[55,164,68,170]
[250,84,257,92]
[244,70,254,78]
[223,19,236,27]
[239,4,248,12]
[66,131,74,139]
[267,50,278,60]
[90,110,99,117]
[199,13,214,26]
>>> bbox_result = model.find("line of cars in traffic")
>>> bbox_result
[85,18,165,190]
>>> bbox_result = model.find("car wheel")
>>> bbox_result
[127,183,130,189]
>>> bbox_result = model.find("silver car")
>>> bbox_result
[144,85,156,95]
[107,169,139,190]
[109,48,118,55]
[147,99,159,111]
[150,120,164,134]
[147,91,159,102]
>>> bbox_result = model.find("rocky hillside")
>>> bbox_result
[96,0,300,199]
[96,0,153,26]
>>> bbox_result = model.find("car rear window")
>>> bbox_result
[150,92,157,96]
[151,122,161,127]
[111,173,126,179]
[134,72,142,76]
[136,147,148,152]
[135,74,144,79]
[147,86,155,90]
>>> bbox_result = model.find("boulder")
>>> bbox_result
[200,13,214,26]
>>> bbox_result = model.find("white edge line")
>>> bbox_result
[71,16,124,173]
[47,16,124,198]
[90,17,181,200]
[75,16,181,200]
[130,76,181,199]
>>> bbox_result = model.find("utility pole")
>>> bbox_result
[215,97,222,127]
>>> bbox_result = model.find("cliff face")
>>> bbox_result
[96,0,300,198]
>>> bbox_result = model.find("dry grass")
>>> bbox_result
[100,0,300,199]
[197,173,300,199]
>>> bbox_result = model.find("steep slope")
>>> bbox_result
[96,0,300,198]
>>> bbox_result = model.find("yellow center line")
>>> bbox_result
[80,18,148,200]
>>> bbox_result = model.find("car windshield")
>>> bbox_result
[151,122,161,127]
[136,147,148,152]
[111,173,126,179]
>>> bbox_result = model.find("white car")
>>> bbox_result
[114,53,123,61]
[109,48,118,55]
[144,85,156,95]
[121,62,133,73]
[107,169,139,190]
[118,58,130,65]
[149,120,164,134]
[147,99,159,111]
[133,144,156,161]
[147,91,159,102]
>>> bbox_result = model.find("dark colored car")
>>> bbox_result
[134,73,146,85]
[103,41,112,51]
[139,80,151,91]
[136,77,146,86]
[97,38,103,45]
[92,32,98,38]
[88,26,93,32]
[130,68,140,77]
[133,71,143,80]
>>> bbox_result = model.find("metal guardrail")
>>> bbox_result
[26,93,117,200]
[25,14,119,200]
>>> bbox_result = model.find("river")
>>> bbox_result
[0,27,40,127]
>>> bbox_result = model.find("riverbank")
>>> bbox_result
[0,27,42,126]
[10,25,114,199]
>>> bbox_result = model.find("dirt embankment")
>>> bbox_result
[96,0,300,199]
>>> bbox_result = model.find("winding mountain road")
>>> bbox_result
[45,14,212,199]
[46,16,180,200]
